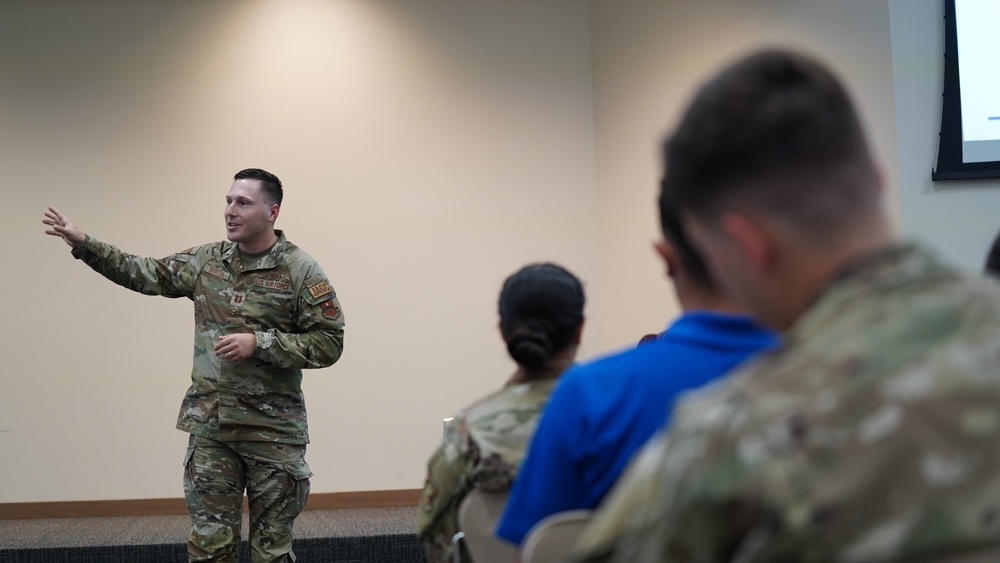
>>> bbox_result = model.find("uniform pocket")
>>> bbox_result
[266,457,311,526]
[284,458,313,481]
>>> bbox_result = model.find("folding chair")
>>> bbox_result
[452,489,517,563]
[520,510,593,563]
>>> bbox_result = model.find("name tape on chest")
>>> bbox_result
[308,280,334,300]
[254,278,293,292]
[204,266,232,281]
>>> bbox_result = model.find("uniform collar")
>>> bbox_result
[505,354,576,387]
[223,230,287,272]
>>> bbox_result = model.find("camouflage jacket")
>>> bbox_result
[573,243,1000,563]
[72,230,345,444]
[417,371,563,563]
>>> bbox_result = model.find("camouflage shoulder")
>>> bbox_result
[463,382,550,431]
[161,242,215,264]
[671,365,748,428]
[281,241,326,275]
[570,432,673,561]
[954,270,1000,317]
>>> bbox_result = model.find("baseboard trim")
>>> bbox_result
[0,489,421,520]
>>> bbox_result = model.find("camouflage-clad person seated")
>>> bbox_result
[417,263,586,563]
[572,50,1000,563]
[575,245,1000,562]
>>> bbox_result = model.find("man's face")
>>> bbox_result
[224,179,277,249]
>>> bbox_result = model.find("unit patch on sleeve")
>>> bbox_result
[320,299,340,320]
[308,280,334,300]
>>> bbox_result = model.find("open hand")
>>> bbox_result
[42,207,86,249]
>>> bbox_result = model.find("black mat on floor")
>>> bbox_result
[0,533,427,563]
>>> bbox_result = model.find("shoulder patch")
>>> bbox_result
[308,280,334,300]
[320,299,341,320]
[170,247,198,263]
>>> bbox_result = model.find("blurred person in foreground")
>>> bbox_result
[494,193,778,548]
[44,168,345,562]
[985,229,1000,277]
[417,263,586,563]
[572,49,1000,563]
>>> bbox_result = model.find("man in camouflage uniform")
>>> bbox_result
[416,363,568,563]
[572,50,1000,562]
[43,168,345,562]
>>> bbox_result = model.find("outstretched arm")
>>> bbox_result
[42,207,87,249]
[45,207,197,299]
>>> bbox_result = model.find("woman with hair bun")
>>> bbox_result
[416,263,586,563]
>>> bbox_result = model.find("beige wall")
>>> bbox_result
[588,0,899,350]
[0,0,601,502]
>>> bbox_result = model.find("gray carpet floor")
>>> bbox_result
[0,506,419,549]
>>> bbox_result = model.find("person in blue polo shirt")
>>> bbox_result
[494,191,780,547]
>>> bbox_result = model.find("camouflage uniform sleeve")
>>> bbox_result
[625,431,743,562]
[417,415,479,563]
[572,386,762,563]
[253,268,345,369]
[71,235,199,298]
[569,431,672,563]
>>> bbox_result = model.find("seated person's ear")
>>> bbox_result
[721,211,773,275]
[654,239,679,279]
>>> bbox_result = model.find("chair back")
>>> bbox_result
[456,489,517,563]
[520,510,593,563]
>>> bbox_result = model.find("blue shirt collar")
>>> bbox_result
[659,310,781,351]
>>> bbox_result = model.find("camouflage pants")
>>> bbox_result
[183,435,312,563]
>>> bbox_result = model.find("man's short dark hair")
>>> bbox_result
[662,50,879,238]
[234,168,283,207]
[659,181,714,289]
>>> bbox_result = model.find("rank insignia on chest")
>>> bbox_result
[308,280,334,300]
[320,299,340,320]
[231,291,247,308]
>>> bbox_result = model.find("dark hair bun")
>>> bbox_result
[506,320,553,371]
[498,263,585,370]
